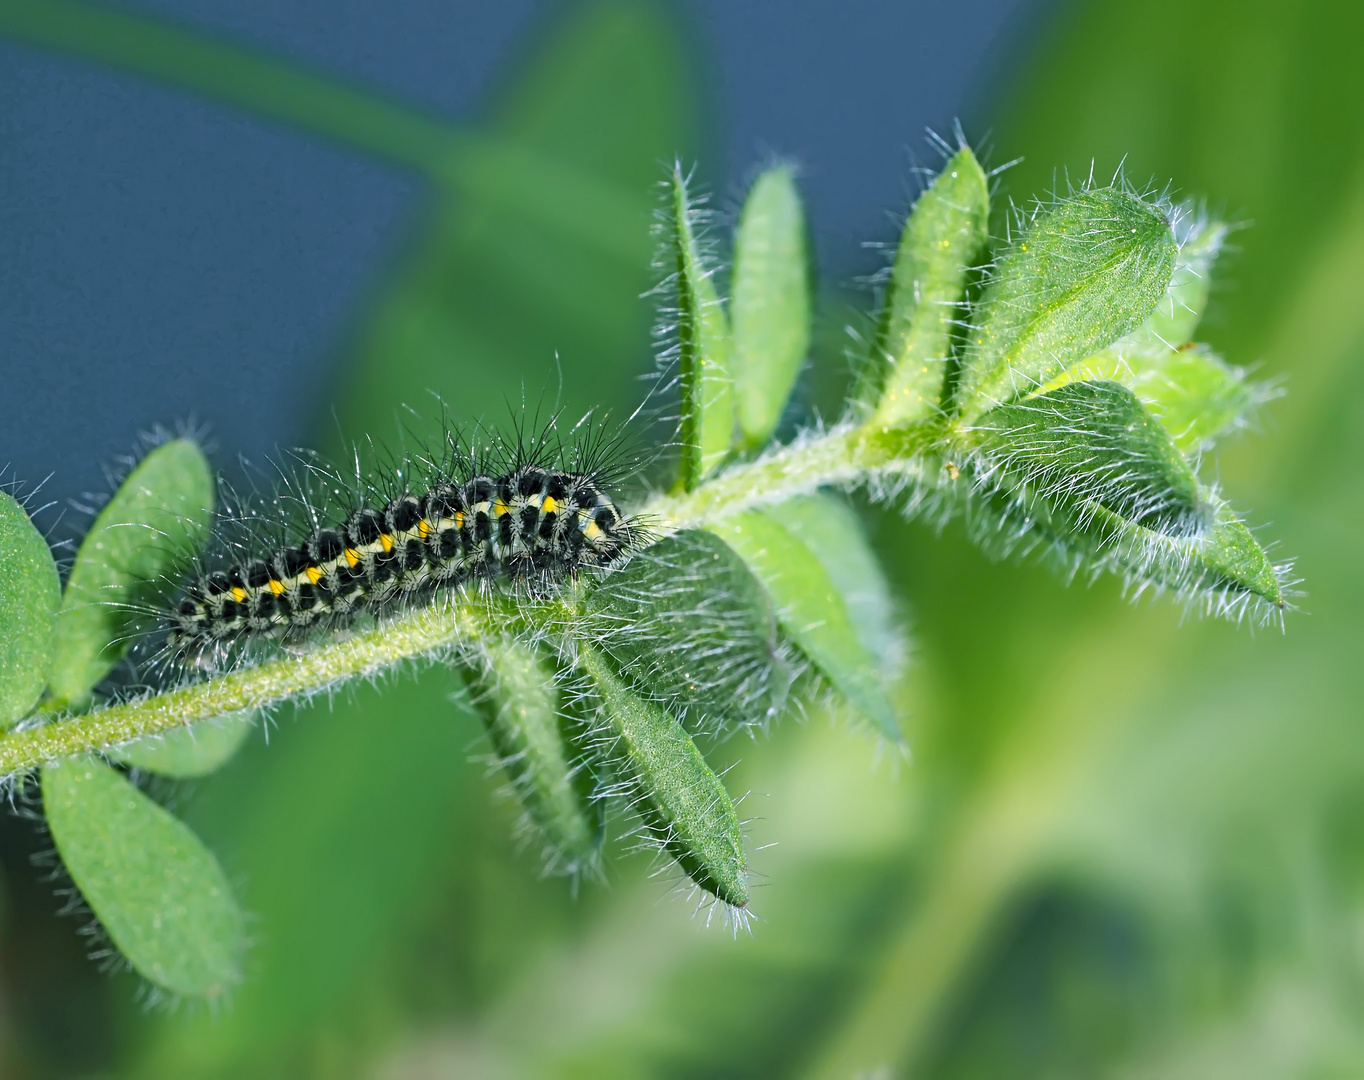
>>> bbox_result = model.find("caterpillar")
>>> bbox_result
[162,426,642,665]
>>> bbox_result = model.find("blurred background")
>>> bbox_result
[1,0,1362,1075]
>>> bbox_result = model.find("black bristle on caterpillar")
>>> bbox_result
[159,416,645,668]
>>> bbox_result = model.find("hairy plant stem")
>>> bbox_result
[651,418,940,527]
[0,419,942,779]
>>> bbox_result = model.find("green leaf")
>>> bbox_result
[707,512,904,744]
[953,187,1177,418]
[466,634,603,877]
[0,491,60,727]
[577,644,747,909]
[730,164,810,449]
[48,439,214,708]
[109,711,255,778]
[1132,345,1255,452]
[1027,342,1256,453]
[870,146,990,426]
[969,380,1283,617]
[1065,498,1284,619]
[771,493,907,681]
[667,163,734,487]
[1125,212,1228,350]
[42,756,243,998]
[585,529,791,737]
[976,379,1204,536]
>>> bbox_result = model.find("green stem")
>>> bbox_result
[1,602,484,778]
[651,420,941,528]
[0,421,941,779]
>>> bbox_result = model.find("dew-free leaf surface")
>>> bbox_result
[43,756,243,998]
[870,146,989,425]
[0,491,60,727]
[668,163,734,486]
[731,164,810,449]
[466,634,603,875]
[48,439,213,707]
[579,643,747,908]
[708,511,903,744]
[954,188,1177,417]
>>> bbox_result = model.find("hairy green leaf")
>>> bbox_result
[707,512,904,744]
[1068,498,1284,618]
[1028,342,1256,453]
[731,164,810,449]
[668,163,734,486]
[42,756,243,997]
[585,528,791,737]
[1132,345,1255,452]
[870,146,990,426]
[577,644,747,909]
[48,439,214,708]
[1126,213,1227,350]
[976,379,1204,535]
[466,634,603,877]
[969,381,1282,617]
[773,493,907,681]
[953,187,1177,417]
[0,491,60,727]
[109,711,255,778]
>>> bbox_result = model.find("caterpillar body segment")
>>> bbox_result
[167,465,632,657]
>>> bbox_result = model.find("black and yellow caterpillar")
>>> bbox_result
[166,463,635,658]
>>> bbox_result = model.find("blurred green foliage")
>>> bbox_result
[0,0,1361,1075]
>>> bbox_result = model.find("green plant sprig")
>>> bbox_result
[0,144,1289,996]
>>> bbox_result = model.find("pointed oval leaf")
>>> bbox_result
[870,146,990,426]
[731,164,810,449]
[954,187,1177,417]
[109,711,255,778]
[586,528,791,737]
[771,493,907,682]
[964,382,1284,621]
[1128,344,1256,452]
[1126,213,1228,350]
[1069,500,1284,620]
[977,379,1205,536]
[667,164,734,487]
[42,756,243,997]
[577,644,747,909]
[0,491,60,727]
[466,634,603,876]
[1027,342,1256,454]
[706,512,904,744]
[1189,503,1285,611]
[48,439,214,708]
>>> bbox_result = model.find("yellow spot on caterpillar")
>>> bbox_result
[231,587,248,603]
[454,510,465,528]
[417,518,430,540]
[269,579,284,596]
[493,499,509,516]
[344,548,360,568]
[306,565,324,585]
[541,496,557,515]
[583,520,602,540]
[380,533,394,553]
